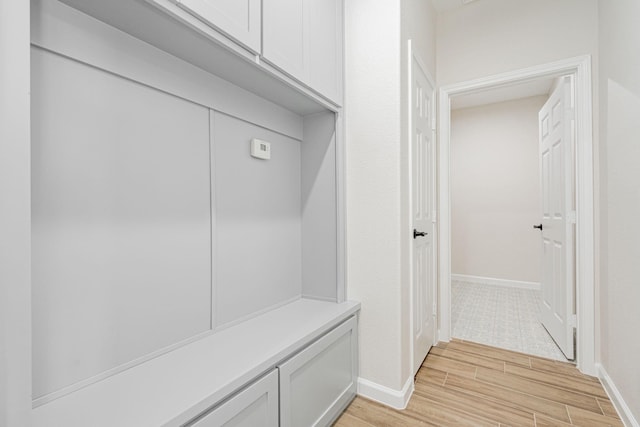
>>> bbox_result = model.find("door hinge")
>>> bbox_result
[569,314,577,328]
[567,211,577,224]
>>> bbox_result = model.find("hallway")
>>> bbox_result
[335,340,621,426]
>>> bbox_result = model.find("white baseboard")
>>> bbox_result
[451,274,540,291]
[356,376,414,410]
[596,363,639,427]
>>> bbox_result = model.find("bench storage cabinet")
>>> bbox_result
[185,315,358,427]
[279,316,358,427]
[29,0,356,426]
[188,370,278,427]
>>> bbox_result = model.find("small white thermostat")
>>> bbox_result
[250,138,271,160]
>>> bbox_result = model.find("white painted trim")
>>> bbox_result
[335,111,346,303]
[407,38,416,378]
[438,55,596,375]
[437,87,453,345]
[356,376,414,410]
[209,110,218,331]
[213,295,302,333]
[0,0,32,425]
[573,57,596,377]
[596,363,640,427]
[301,294,338,303]
[451,274,540,291]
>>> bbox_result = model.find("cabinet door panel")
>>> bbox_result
[263,0,343,104]
[306,0,342,103]
[189,370,278,427]
[262,0,305,81]
[279,316,357,427]
[177,0,261,53]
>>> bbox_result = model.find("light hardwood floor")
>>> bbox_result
[334,339,622,426]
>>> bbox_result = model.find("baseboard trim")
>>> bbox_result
[451,274,540,291]
[356,376,414,410]
[596,363,639,427]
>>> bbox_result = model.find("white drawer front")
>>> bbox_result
[279,316,357,427]
[189,370,278,427]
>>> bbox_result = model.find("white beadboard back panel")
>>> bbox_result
[212,112,302,328]
[31,48,212,399]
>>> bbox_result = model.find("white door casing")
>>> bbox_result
[410,47,436,375]
[438,56,595,376]
[538,76,575,360]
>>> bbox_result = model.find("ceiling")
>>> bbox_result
[450,77,555,110]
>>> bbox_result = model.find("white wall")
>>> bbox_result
[0,0,32,425]
[345,0,403,393]
[436,0,598,86]
[598,0,640,422]
[451,96,545,284]
[345,0,436,404]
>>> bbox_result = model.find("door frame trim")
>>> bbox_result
[437,55,595,375]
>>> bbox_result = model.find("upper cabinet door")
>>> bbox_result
[176,0,261,53]
[306,0,343,103]
[263,0,343,104]
[262,0,305,81]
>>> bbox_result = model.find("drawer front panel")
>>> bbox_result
[189,370,278,427]
[279,316,357,427]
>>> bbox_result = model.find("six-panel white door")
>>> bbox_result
[538,76,575,360]
[411,50,436,375]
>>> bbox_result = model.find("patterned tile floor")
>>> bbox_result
[451,280,568,362]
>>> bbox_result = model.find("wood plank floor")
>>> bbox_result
[334,339,622,427]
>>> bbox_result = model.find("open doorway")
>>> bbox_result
[448,77,569,362]
[437,56,596,376]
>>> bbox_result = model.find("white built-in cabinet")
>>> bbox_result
[176,0,261,53]
[137,0,343,105]
[187,316,357,427]
[188,371,279,427]
[279,316,358,427]
[29,0,356,426]
[262,0,343,104]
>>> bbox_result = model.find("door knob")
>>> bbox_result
[533,224,543,230]
[413,229,428,239]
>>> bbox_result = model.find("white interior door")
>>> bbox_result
[411,50,436,374]
[538,76,575,360]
